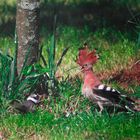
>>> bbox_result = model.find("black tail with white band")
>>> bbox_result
[93,84,136,112]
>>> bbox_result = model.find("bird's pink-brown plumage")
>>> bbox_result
[76,45,139,113]
[76,46,101,93]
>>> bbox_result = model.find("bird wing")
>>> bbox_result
[93,84,135,107]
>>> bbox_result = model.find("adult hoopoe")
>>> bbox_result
[76,44,139,113]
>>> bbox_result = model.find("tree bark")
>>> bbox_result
[16,0,40,74]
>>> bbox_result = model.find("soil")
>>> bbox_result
[110,60,140,87]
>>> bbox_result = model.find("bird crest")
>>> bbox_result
[76,43,98,66]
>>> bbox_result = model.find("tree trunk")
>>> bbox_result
[16,0,40,74]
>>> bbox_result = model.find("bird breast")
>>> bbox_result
[82,87,110,103]
[82,87,93,99]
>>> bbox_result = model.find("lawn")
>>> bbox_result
[0,26,140,140]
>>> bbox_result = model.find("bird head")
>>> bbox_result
[76,43,99,72]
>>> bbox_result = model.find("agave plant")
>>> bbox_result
[0,41,44,101]
[39,15,69,95]
[0,18,69,109]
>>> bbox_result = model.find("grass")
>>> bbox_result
[41,26,138,79]
[1,111,140,140]
[0,78,140,140]
[0,26,140,139]
[1,79,140,140]
[0,27,138,76]
[1,95,140,140]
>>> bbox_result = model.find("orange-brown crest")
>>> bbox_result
[76,45,98,66]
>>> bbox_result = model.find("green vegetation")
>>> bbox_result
[0,81,140,139]
[0,0,140,139]
[0,26,140,139]
[1,110,140,140]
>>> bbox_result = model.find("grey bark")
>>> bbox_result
[16,0,40,74]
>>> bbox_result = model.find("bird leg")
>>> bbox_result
[97,102,104,114]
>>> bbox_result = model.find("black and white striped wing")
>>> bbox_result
[93,84,135,106]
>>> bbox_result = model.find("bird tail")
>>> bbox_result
[124,98,140,112]
[133,99,140,111]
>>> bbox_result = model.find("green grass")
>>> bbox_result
[0,26,140,139]
[1,98,140,140]
[1,77,140,140]
[1,79,140,140]
[41,26,138,78]
[0,26,138,76]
